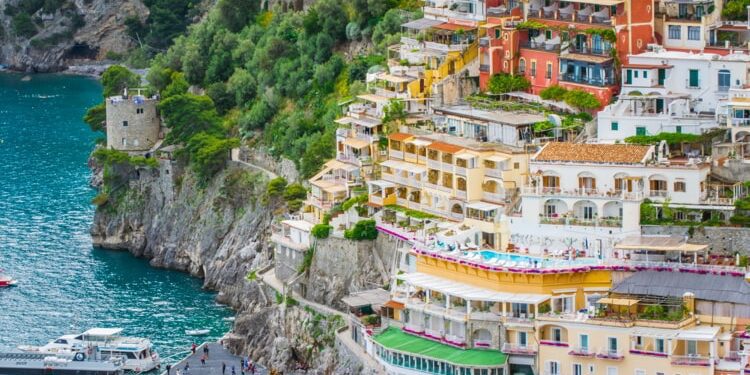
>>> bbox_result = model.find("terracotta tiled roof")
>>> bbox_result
[534,142,651,164]
[383,300,405,309]
[427,141,464,154]
[389,132,414,141]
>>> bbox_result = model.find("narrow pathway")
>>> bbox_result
[230,148,278,180]
[162,342,267,375]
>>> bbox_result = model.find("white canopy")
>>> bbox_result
[466,201,503,211]
[381,160,427,174]
[485,154,509,163]
[630,327,678,339]
[368,179,396,189]
[84,328,123,337]
[675,326,720,341]
[399,273,550,304]
[406,138,433,147]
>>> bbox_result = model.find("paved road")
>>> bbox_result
[162,342,266,375]
[230,148,278,180]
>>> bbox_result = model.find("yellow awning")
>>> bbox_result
[598,298,640,307]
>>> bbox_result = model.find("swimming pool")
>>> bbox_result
[478,251,599,267]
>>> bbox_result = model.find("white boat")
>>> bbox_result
[18,328,160,373]
[185,329,210,336]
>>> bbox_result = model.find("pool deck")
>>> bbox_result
[161,342,266,375]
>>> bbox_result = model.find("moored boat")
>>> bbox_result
[0,351,124,375]
[185,329,210,336]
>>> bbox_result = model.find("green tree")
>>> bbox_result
[266,177,288,198]
[161,71,189,98]
[83,103,106,133]
[185,133,240,182]
[283,183,307,201]
[540,85,568,101]
[344,219,378,241]
[101,65,141,97]
[227,68,257,107]
[563,89,602,111]
[12,13,37,38]
[159,94,222,143]
[723,0,750,20]
[487,73,530,94]
[216,0,260,32]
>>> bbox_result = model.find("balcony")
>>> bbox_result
[649,190,668,198]
[454,166,467,175]
[455,190,467,200]
[271,233,309,251]
[629,348,668,357]
[560,73,616,87]
[540,340,569,347]
[427,159,441,169]
[596,349,625,360]
[521,41,561,52]
[523,186,644,201]
[568,44,612,56]
[337,154,373,167]
[389,149,404,159]
[568,347,596,357]
[424,182,452,193]
[670,355,713,367]
[306,196,334,210]
[502,343,538,356]
[483,192,505,203]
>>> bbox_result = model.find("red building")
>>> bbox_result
[480,0,655,106]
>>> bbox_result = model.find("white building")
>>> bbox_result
[432,105,546,148]
[622,48,750,114]
[511,142,715,255]
[597,48,750,141]
[655,0,723,51]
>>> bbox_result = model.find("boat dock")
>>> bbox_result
[162,342,266,375]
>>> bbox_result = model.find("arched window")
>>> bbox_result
[718,69,731,91]
[519,58,526,74]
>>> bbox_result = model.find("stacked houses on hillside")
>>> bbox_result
[266,0,750,373]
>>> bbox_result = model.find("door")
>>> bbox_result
[687,340,698,355]
[658,69,666,85]
[519,331,528,347]
[656,98,664,113]
[580,334,589,351]
[689,69,699,88]
[575,34,587,51]
[626,69,633,85]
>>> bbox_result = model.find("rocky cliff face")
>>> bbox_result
[90,155,392,373]
[0,0,146,72]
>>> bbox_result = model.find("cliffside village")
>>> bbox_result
[102,0,750,373]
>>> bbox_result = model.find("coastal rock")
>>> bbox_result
[89,156,382,373]
[0,0,147,72]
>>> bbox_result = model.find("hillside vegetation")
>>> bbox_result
[89,0,421,183]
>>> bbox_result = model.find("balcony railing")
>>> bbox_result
[485,168,503,179]
[560,73,616,87]
[271,233,309,251]
[649,190,668,198]
[502,343,538,355]
[540,340,569,347]
[670,355,713,367]
[389,150,404,159]
[567,44,612,56]
[483,191,505,203]
[521,41,562,52]
[597,349,625,360]
[569,346,596,357]
[455,190,467,200]
[522,186,644,200]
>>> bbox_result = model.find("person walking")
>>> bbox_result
[203,345,209,359]
[222,362,226,375]
[231,365,236,375]
[200,354,206,366]
[166,364,172,375]
[191,343,197,354]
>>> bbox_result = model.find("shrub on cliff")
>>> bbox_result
[101,65,141,98]
[185,133,240,183]
[160,94,223,143]
[311,224,332,239]
[344,219,377,241]
[83,103,106,133]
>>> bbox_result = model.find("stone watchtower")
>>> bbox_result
[106,88,161,152]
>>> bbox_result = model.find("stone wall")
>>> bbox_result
[642,225,750,255]
[273,244,305,282]
[712,160,750,183]
[105,96,160,151]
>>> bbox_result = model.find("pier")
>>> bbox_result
[162,342,266,375]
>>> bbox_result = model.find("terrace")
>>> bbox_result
[527,0,623,24]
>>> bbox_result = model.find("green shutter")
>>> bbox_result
[689,69,699,87]
[658,69,666,85]
[636,127,646,136]
[611,122,619,131]
[625,69,632,84]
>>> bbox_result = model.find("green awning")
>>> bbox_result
[373,327,508,367]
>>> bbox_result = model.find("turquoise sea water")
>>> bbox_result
[0,73,232,361]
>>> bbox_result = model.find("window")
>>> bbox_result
[580,334,589,350]
[608,337,618,353]
[655,339,665,353]
[626,69,633,84]
[546,361,560,375]
[545,203,557,216]
[514,162,520,169]
[676,125,682,133]
[136,108,143,114]
[121,138,126,146]
[689,69,700,87]
[636,127,646,136]
[583,206,594,220]
[495,29,501,38]
[607,367,618,375]
[546,63,552,79]
[668,25,681,40]
[635,370,646,375]
[531,61,537,77]
[519,59,526,74]
[518,331,528,347]
[552,328,562,342]
[122,120,128,127]
[719,69,731,91]
[573,364,583,375]
[635,70,639,78]
[688,26,701,41]
[643,70,648,78]
[611,121,619,131]
[687,340,697,355]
